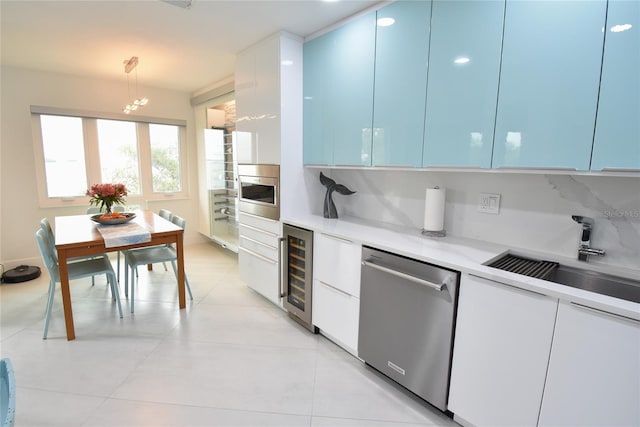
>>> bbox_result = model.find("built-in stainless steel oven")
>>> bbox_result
[237,164,280,221]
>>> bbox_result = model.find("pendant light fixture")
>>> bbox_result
[122,56,149,114]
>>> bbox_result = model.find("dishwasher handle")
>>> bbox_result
[362,260,445,292]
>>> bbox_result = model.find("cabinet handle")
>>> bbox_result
[239,246,277,264]
[468,274,550,298]
[497,166,577,171]
[239,222,278,237]
[362,260,444,292]
[601,168,640,173]
[321,233,353,244]
[372,165,418,168]
[240,211,279,224]
[318,280,351,298]
[278,237,286,298]
[240,234,277,251]
[569,302,640,324]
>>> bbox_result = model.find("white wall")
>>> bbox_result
[0,65,204,266]
[324,169,640,270]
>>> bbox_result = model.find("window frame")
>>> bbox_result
[31,106,189,208]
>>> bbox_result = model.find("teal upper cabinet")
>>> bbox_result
[372,1,431,167]
[591,0,640,171]
[423,0,505,168]
[493,0,607,170]
[303,12,376,166]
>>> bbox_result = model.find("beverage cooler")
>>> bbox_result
[281,224,317,333]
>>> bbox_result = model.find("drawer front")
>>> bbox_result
[239,223,280,248]
[239,212,281,235]
[239,247,281,305]
[312,279,360,353]
[315,232,361,296]
[239,234,278,262]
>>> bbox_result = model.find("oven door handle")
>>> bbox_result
[362,260,445,292]
[279,237,287,298]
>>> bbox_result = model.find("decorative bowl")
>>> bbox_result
[90,213,136,225]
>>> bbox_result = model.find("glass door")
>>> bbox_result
[282,224,316,332]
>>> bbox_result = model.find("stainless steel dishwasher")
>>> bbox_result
[359,246,460,413]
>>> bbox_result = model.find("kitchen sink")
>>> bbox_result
[487,253,640,304]
[544,265,640,304]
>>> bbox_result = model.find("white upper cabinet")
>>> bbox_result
[423,0,504,168]
[492,0,607,170]
[591,0,640,171]
[236,32,302,165]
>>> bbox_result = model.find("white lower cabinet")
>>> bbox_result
[312,279,359,353]
[239,247,280,305]
[448,274,558,426]
[538,301,640,426]
[238,213,281,306]
[312,232,361,354]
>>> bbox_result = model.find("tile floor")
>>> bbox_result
[0,242,459,427]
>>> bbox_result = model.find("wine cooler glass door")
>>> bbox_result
[282,224,315,331]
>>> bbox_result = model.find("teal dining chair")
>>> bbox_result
[40,218,108,286]
[123,214,193,313]
[0,358,15,427]
[35,228,123,339]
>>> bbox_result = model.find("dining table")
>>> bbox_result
[54,210,186,340]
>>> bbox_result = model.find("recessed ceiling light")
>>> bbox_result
[377,17,395,27]
[611,24,633,33]
[454,57,471,65]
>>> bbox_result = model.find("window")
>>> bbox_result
[31,107,188,207]
[40,115,87,197]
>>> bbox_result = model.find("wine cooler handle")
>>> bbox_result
[278,237,287,298]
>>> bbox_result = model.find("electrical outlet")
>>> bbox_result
[478,193,501,214]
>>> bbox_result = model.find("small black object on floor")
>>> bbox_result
[2,265,41,283]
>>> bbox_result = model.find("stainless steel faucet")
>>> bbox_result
[571,215,606,262]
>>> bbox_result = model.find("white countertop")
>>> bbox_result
[283,214,640,321]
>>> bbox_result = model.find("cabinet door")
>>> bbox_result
[253,35,281,165]
[493,0,607,170]
[591,0,640,171]
[423,0,504,168]
[314,233,361,296]
[235,48,257,164]
[303,12,376,166]
[448,274,558,426]
[372,1,431,167]
[312,279,360,353]
[239,247,280,305]
[539,302,640,426]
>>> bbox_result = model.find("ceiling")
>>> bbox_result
[0,0,382,94]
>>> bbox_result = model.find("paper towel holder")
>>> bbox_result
[421,186,446,237]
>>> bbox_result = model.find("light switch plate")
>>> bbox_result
[478,193,501,214]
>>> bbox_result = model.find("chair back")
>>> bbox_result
[0,358,15,427]
[158,209,173,221]
[39,218,58,262]
[171,214,186,230]
[35,228,59,282]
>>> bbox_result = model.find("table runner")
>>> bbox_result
[96,222,151,248]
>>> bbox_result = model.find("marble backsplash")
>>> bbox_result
[316,169,640,271]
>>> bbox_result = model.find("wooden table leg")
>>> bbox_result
[176,231,186,309]
[57,249,76,340]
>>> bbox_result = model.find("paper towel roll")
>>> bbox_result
[423,187,446,232]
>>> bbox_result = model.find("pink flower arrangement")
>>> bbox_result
[86,183,128,213]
